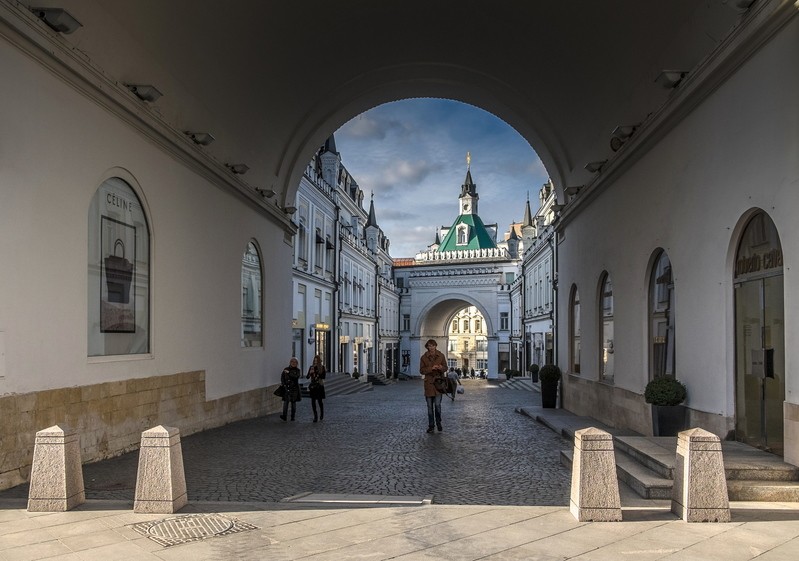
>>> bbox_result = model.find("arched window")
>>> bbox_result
[599,272,614,383]
[88,177,150,356]
[649,250,675,379]
[242,241,263,347]
[569,285,580,374]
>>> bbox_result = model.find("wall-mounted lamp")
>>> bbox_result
[564,186,583,198]
[185,131,215,145]
[724,0,756,13]
[550,203,565,213]
[283,206,297,214]
[31,7,82,34]
[255,187,276,198]
[125,84,163,102]
[655,70,688,89]
[584,160,607,173]
[226,163,250,175]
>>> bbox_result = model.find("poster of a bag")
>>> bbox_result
[101,215,136,333]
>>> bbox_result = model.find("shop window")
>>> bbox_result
[88,177,150,356]
[570,285,580,374]
[599,273,614,383]
[241,241,263,347]
[649,250,675,379]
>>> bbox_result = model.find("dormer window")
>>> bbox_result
[457,224,469,245]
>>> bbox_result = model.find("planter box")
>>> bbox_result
[651,404,687,436]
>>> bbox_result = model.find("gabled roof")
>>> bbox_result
[437,214,497,252]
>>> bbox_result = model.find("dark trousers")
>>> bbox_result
[311,398,324,420]
[425,394,442,428]
[282,400,296,419]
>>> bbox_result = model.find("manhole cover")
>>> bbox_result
[132,513,258,547]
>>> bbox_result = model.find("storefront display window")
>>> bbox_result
[88,177,150,356]
[241,241,263,347]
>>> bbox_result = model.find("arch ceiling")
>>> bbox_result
[35,0,742,206]
[417,296,493,338]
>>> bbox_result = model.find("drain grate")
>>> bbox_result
[132,513,258,547]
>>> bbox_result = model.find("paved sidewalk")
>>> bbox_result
[1,497,799,560]
[2,380,798,559]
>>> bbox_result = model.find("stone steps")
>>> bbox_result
[300,373,373,397]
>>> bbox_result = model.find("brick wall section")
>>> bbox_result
[0,372,281,491]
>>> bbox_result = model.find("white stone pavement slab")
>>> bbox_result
[1,500,798,560]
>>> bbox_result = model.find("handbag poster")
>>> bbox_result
[100,215,136,333]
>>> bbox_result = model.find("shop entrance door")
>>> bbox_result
[734,212,784,455]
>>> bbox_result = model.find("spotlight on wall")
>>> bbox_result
[255,187,276,198]
[283,206,297,215]
[226,163,250,175]
[185,131,215,146]
[584,160,607,173]
[564,185,583,198]
[723,0,756,13]
[124,84,163,102]
[655,70,688,89]
[610,124,638,152]
[31,7,82,34]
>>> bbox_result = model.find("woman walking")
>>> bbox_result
[280,357,301,421]
[420,339,447,433]
[306,354,327,422]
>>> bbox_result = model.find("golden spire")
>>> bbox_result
[466,151,471,171]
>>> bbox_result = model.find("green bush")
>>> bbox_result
[644,376,686,406]
[528,364,540,374]
[538,364,561,382]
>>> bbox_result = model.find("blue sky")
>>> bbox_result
[334,99,548,258]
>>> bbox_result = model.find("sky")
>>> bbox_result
[334,99,549,258]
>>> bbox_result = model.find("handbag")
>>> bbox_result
[433,376,449,394]
[456,385,465,394]
[273,385,286,397]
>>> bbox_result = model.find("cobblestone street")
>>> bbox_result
[2,379,573,506]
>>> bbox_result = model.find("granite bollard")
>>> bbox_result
[27,424,85,512]
[671,427,730,522]
[569,427,622,521]
[134,425,187,513]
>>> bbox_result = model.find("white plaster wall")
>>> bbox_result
[557,18,799,416]
[0,39,292,399]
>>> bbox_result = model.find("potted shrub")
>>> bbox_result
[352,368,360,379]
[528,363,540,383]
[538,364,561,408]
[644,376,688,436]
[504,368,512,380]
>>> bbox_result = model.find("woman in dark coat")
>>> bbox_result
[280,357,301,421]
[306,354,327,422]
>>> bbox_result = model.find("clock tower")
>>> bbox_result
[459,152,478,216]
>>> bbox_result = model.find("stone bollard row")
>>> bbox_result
[569,426,731,523]
[27,424,187,514]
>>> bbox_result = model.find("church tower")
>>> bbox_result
[319,134,341,188]
[459,151,479,216]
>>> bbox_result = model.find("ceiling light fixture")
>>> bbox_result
[125,84,163,103]
[655,70,688,89]
[31,7,82,34]
[226,164,250,175]
[185,131,215,146]
[584,161,607,173]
